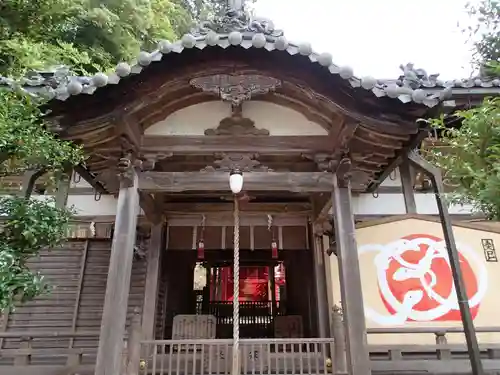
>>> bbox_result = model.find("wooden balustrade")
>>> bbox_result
[0,331,99,375]
[330,306,500,374]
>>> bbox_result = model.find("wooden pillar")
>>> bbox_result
[95,160,140,375]
[399,161,417,214]
[332,170,371,375]
[141,222,165,341]
[269,265,276,316]
[21,169,45,198]
[55,168,72,209]
[312,232,330,338]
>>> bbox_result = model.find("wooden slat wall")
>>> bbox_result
[1,240,87,365]
[73,239,147,349]
[0,238,147,364]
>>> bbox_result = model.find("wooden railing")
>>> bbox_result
[137,337,334,375]
[0,311,143,375]
[366,327,500,374]
[329,306,500,374]
[2,307,500,375]
[0,331,99,375]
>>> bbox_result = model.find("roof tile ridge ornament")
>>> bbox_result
[398,62,442,89]
[191,3,283,37]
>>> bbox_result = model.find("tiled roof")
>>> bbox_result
[1,9,499,108]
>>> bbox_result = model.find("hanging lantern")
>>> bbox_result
[197,239,205,260]
[268,214,278,259]
[271,240,278,259]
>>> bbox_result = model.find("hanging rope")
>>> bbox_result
[232,196,240,375]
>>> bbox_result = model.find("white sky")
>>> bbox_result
[253,0,478,79]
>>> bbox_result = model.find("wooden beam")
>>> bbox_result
[139,171,334,192]
[21,169,46,198]
[311,193,332,221]
[366,129,428,192]
[163,202,311,213]
[141,135,336,154]
[73,164,108,194]
[139,192,163,225]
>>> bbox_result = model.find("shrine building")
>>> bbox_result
[1,2,500,375]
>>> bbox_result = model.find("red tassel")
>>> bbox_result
[197,240,205,260]
[271,240,278,259]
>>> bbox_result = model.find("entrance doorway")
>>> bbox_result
[158,248,316,340]
[196,261,286,338]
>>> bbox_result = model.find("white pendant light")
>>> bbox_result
[229,170,243,194]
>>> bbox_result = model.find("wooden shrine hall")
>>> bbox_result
[1,1,498,375]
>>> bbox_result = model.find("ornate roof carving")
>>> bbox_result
[192,8,283,38]
[190,74,281,105]
[201,153,271,172]
[204,104,269,136]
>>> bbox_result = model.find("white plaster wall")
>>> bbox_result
[70,172,92,189]
[0,192,473,217]
[67,195,119,216]
[379,168,402,188]
[350,193,473,216]
[144,101,328,136]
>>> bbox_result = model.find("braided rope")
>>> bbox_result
[232,196,240,375]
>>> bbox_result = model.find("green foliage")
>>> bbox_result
[0,91,84,177]
[0,89,84,312]
[176,0,256,22]
[0,196,74,311]
[426,1,500,220]
[465,0,500,76]
[425,97,500,220]
[0,0,195,312]
[0,0,191,76]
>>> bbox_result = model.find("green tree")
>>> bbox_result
[425,0,500,220]
[0,0,192,312]
[176,0,256,22]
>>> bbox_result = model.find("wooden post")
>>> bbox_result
[399,161,417,214]
[55,168,72,209]
[21,169,45,198]
[312,233,330,338]
[127,309,143,375]
[69,239,90,349]
[269,265,276,316]
[332,167,371,375]
[142,222,164,340]
[14,336,31,366]
[95,158,140,375]
[332,305,347,374]
[408,151,483,375]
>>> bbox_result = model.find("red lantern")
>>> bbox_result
[271,240,278,259]
[197,240,205,260]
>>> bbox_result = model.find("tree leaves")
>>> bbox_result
[0,0,196,312]
[428,2,500,220]
[426,96,500,220]
[0,196,74,311]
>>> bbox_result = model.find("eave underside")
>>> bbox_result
[48,47,430,194]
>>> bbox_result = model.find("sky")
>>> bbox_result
[253,0,478,80]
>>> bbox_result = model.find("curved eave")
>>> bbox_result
[24,31,455,115]
[46,48,431,130]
